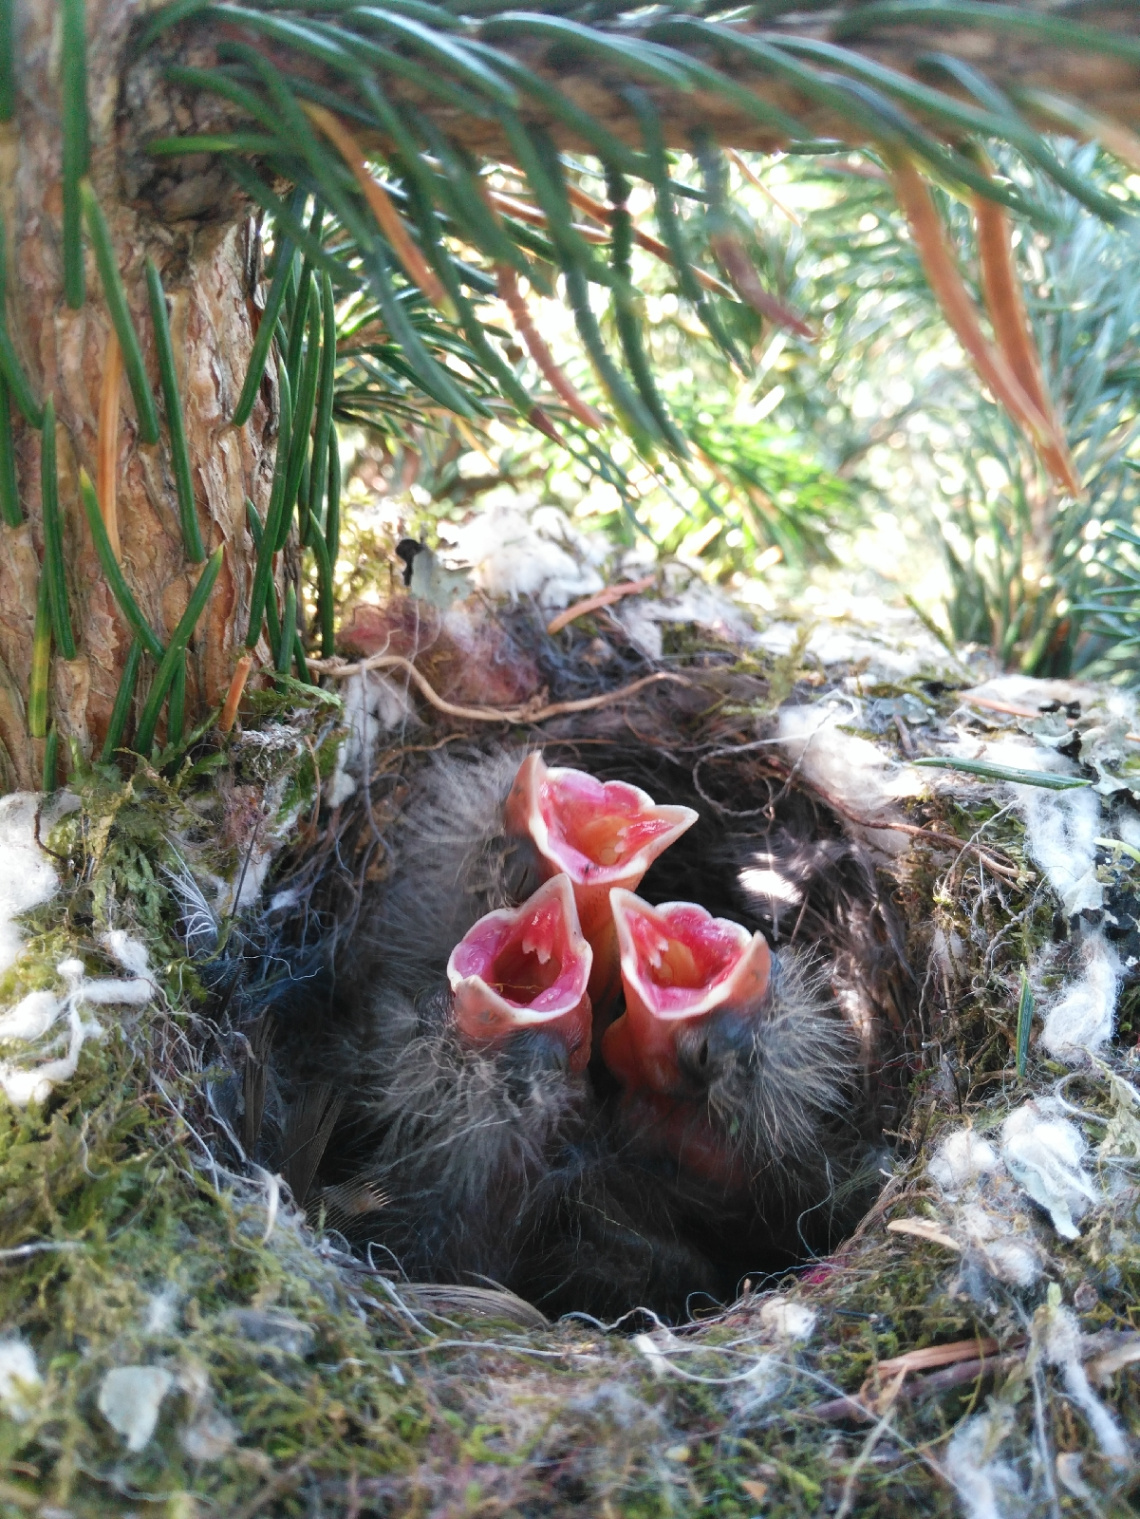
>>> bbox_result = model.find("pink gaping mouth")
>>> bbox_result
[601,890,772,1092]
[446,873,593,1070]
[504,753,697,1011]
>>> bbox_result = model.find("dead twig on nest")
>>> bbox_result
[545,574,656,635]
[306,653,691,725]
[807,784,1021,881]
[809,1349,1023,1424]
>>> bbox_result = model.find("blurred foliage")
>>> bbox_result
[321,156,862,603]
[140,1,1140,667]
[696,143,1140,678]
[237,125,1140,679]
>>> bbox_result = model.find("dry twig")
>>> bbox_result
[807,781,1020,879]
[545,573,656,634]
[307,652,690,725]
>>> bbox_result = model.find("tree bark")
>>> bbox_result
[0,0,274,787]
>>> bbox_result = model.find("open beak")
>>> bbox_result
[601,889,772,1094]
[446,873,593,1071]
[504,753,697,1015]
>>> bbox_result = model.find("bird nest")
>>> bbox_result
[1,591,1139,1516]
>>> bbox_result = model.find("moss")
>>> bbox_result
[1,655,1139,1515]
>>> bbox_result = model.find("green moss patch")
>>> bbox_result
[1,649,1138,1516]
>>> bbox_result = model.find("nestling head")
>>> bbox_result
[446,872,594,1070]
[602,889,773,1095]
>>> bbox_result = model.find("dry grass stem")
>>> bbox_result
[885,1218,963,1251]
[807,780,1020,879]
[877,1337,1003,1375]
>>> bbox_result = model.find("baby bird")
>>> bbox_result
[317,750,714,1309]
[313,747,870,1312]
[602,890,858,1207]
[504,752,697,1017]
[326,869,594,1288]
[446,873,593,1071]
[366,747,695,1019]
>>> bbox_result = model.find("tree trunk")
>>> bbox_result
[0,0,274,788]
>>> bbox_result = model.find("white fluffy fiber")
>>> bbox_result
[439,498,608,609]
[956,736,1104,916]
[0,797,154,1108]
[940,730,1103,917]
[757,1297,817,1341]
[325,669,417,809]
[936,723,1123,1055]
[0,936,157,1108]
[927,1130,1001,1197]
[777,700,925,851]
[0,793,61,974]
[999,1102,1099,1241]
[97,1366,175,1453]
[0,990,63,1043]
[755,596,964,683]
[943,1406,1028,1519]
[928,1101,1101,1254]
[926,1131,1046,1287]
[1039,932,1123,1062]
[0,1338,42,1422]
[1040,1300,1130,1466]
[1017,782,1103,919]
[101,929,154,982]
[614,575,760,661]
[976,1236,1043,1290]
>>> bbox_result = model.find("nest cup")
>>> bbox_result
[232,624,916,1327]
[11,603,1140,1511]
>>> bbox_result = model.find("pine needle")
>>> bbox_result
[96,325,124,561]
